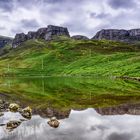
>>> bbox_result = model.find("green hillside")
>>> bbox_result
[0,38,140,77]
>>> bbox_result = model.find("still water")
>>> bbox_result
[1,108,140,140]
[0,77,140,140]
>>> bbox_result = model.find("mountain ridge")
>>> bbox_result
[92,28,140,42]
[11,26,140,48]
[1,25,140,49]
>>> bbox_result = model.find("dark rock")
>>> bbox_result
[12,33,28,48]
[33,107,71,119]
[0,99,9,112]
[47,117,60,128]
[36,27,48,39]
[0,112,4,117]
[20,106,32,119]
[92,29,140,42]
[71,35,89,40]
[0,36,13,48]
[44,25,70,41]
[6,120,21,131]
[9,103,20,112]
[27,31,37,39]
[0,123,5,126]
[12,25,70,47]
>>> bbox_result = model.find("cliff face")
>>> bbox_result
[92,29,140,42]
[71,35,89,40]
[12,25,70,48]
[11,26,140,47]
[0,36,13,48]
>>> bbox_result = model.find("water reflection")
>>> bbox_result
[96,104,140,115]
[0,77,140,111]
[1,108,140,140]
[0,77,140,139]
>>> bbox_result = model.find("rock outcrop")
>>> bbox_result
[92,29,140,42]
[12,25,70,48]
[0,36,13,48]
[71,35,89,40]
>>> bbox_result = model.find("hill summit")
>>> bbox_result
[92,29,140,42]
[12,25,70,48]
[1,25,140,48]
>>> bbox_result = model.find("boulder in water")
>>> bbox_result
[6,120,21,131]
[9,103,20,112]
[47,117,60,128]
[0,112,4,117]
[21,106,32,119]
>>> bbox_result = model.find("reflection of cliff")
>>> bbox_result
[95,104,140,115]
[33,108,71,119]
[0,96,71,119]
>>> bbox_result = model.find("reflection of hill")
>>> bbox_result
[95,104,140,115]
[33,108,71,119]
[0,77,140,111]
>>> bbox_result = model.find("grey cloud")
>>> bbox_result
[11,29,24,34]
[21,19,40,28]
[107,132,133,140]
[107,0,137,9]
[90,12,111,19]
[62,21,92,37]
[0,27,6,30]
[0,0,140,37]
[0,0,13,12]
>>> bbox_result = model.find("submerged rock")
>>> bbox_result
[0,112,4,117]
[0,99,9,112]
[6,120,21,131]
[0,99,3,104]
[47,117,60,128]
[0,123,5,126]
[9,103,20,112]
[21,106,32,119]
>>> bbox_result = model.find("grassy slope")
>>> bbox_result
[0,38,140,77]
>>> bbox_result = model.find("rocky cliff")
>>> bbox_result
[0,36,13,48]
[92,29,140,42]
[12,26,140,47]
[71,35,89,40]
[12,25,70,48]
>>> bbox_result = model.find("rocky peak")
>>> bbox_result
[44,25,70,40]
[27,31,36,39]
[12,33,28,48]
[12,25,70,48]
[71,35,89,40]
[36,27,48,39]
[92,28,140,42]
[0,36,13,48]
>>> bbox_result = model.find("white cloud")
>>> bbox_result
[0,0,140,38]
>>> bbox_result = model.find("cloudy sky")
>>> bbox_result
[0,0,140,37]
